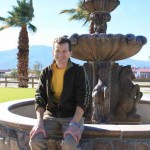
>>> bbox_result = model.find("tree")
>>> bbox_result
[10,68,18,78]
[33,61,43,77]
[0,0,37,88]
[60,0,94,34]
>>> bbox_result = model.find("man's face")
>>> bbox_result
[53,43,72,67]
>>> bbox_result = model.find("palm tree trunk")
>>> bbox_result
[17,25,29,88]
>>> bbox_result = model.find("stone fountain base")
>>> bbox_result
[0,97,150,150]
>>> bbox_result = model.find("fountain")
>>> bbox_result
[69,0,147,124]
[0,0,149,150]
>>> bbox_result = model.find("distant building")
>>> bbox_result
[0,69,11,76]
[132,68,150,79]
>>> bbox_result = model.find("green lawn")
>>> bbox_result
[0,88,35,103]
[0,87,149,103]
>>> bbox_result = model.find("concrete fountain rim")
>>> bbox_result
[0,97,150,139]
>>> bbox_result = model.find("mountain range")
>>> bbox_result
[0,45,149,69]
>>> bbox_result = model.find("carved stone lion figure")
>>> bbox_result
[113,65,142,122]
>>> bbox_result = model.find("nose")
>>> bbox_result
[57,52,64,57]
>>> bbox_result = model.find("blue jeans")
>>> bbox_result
[29,116,84,150]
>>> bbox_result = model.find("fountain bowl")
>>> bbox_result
[69,33,147,61]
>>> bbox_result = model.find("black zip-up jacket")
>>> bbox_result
[35,60,91,118]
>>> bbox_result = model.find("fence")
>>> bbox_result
[133,79,150,88]
[0,76,150,88]
[0,76,39,88]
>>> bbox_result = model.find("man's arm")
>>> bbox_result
[36,107,45,121]
[74,66,91,114]
[63,106,84,143]
[64,66,91,142]
[30,67,49,139]
[30,107,47,139]
[71,106,84,123]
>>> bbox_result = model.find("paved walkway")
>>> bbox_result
[142,93,150,101]
[140,87,150,101]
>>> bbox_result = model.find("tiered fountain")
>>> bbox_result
[0,0,149,150]
[70,0,147,124]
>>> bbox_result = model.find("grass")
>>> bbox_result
[0,88,35,103]
[0,87,149,103]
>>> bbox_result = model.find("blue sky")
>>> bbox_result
[0,0,149,60]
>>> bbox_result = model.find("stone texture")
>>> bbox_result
[0,138,5,150]
[1,124,150,150]
[114,140,124,150]
[135,142,150,150]
[94,140,113,150]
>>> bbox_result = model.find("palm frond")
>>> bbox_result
[60,9,76,14]
[0,0,36,32]
[0,17,6,22]
[28,23,37,32]
[59,0,91,26]
[0,25,11,31]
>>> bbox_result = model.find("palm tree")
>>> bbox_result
[60,0,94,34]
[0,0,37,87]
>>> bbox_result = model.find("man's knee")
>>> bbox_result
[29,138,37,148]
[29,133,48,149]
[62,134,80,150]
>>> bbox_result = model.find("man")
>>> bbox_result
[29,36,91,150]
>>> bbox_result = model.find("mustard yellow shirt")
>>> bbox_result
[51,63,66,103]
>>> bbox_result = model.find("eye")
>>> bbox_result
[55,50,59,53]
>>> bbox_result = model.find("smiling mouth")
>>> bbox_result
[57,58,66,62]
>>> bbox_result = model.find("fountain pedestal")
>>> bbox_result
[84,61,142,124]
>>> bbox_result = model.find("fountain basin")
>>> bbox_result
[0,96,150,150]
[70,33,147,61]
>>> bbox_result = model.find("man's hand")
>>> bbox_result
[64,106,84,143]
[64,125,81,143]
[29,120,47,139]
